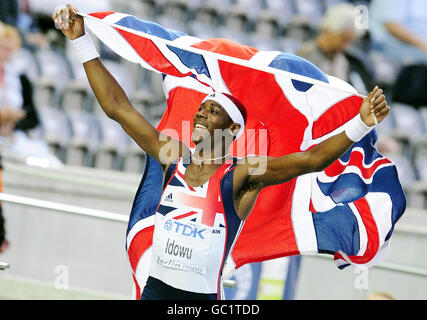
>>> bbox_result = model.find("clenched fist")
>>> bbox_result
[360,86,390,127]
[52,4,85,40]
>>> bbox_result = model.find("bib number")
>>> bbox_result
[153,216,215,275]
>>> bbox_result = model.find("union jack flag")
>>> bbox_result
[81,11,406,299]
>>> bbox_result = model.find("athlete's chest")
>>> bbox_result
[183,164,223,188]
[159,161,232,228]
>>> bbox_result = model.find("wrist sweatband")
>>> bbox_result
[345,114,373,142]
[70,33,100,64]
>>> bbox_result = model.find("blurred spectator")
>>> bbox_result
[0,23,26,136]
[0,22,40,253]
[0,22,39,136]
[297,3,372,93]
[0,0,18,26]
[370,0,427,107]
[370,0,427,64]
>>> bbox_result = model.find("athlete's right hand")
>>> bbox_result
[52,4,85,40]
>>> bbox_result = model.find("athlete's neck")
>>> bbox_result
[192,142,231,167]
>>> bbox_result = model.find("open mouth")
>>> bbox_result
[194,124,208,129]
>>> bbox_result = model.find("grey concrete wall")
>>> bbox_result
[1,162,141,298]
[1,161,426,300]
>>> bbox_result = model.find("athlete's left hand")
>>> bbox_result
[360,86,390,127]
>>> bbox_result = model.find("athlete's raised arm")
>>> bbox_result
[233,86,389,220]
[52,4,189,168]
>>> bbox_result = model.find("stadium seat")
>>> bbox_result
[32,77,57,108]
[93,115,130,170]
[110,0,157,20]
[9,47,40,83]
[123,139,146,173]
[102,59,136,97]
[323,0,350,9]
[374,104,397,137]
[188,3,221,38]
[233,0,263,21]
[130,89,157,121]
[193,0,232,16]
[386,153,417,189]
[36,105,72,162]
[293,0,325,28]
[415,160,427,182]
[218,4,252,46]
[90,95,131,170]
[148,72,167,104]
[282,16,317,43]
[34,48,74,93]
[31,48,74,108]
[149,103,167,128]
[420,107,427,130]
[60,80,92,113]
[414,136,427,181]
[389,103,425,144]
[264,0,296,26]
[368,50,401,87]
[250,9,281,51]
[157,0,190,34]
[344,45,376,95]
[60,81,96,166]
[65,110,101,166]
[279,36,303,54]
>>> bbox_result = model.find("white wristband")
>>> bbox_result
[345,114,373,142]
[70,33,100,64]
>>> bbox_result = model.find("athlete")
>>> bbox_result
[53,5,390,300]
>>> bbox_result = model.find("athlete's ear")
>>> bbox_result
[229,123,241,137]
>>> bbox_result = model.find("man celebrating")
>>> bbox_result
[53,5,390,300]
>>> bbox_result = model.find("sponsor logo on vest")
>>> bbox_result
[164,219,173,231]
[165,238,192,260]
[164,193,173,202]
[165,220,207,239]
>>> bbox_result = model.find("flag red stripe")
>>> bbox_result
[309,199,317,213]
[174,211,198,220]
[343,197,380,264]
[89,11,115,19]
[312,95,363,139]
[131,273,141,300]
[128,226,154,272]
[192,38,258,60]
[324,151,392,179]
[114,28,190,78]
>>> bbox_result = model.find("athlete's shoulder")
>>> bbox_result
[231,155,273,193]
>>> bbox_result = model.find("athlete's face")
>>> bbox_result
[192,100,235,144]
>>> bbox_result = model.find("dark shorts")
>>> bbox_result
[140,276,218,300]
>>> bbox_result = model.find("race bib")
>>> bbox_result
[153,216,218,275]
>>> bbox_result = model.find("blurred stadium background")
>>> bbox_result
[0,0,426,300]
